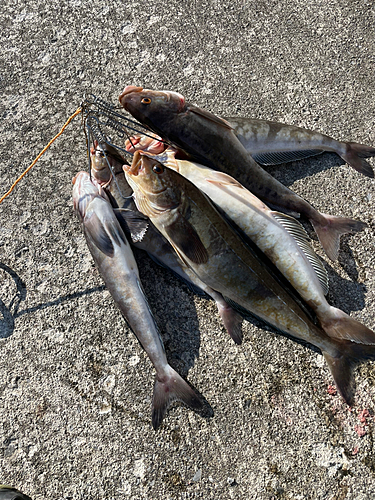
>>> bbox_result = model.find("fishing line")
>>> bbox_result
[0,107,82,204]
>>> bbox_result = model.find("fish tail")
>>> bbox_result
[323,341,375,405]
[216,302,243,345]
[321,307,375,345]
[152,366,203,430]
[341,142,375,178]
[311,213,367,261]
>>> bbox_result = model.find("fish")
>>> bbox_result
[124,121,375,178]
[72,170,203,429]
[124,151,375,406]
[119,86,367,261]
[89,143,244,344]
[0,486,32,500]
[227,117,375,178]
[151,148,375,346]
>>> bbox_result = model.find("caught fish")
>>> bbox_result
[124,122,375,178]
[72,170,203,429]
[227,117,375,178]
[119,86,367,261]
[90,143,244,344]
[150,148,375,346]
[124,152,375,406]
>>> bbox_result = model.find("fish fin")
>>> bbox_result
[152,366,203,430]
[187,105,233,130]
[341,143,375,178]
[323,341,375,405]
[311,213,367,261]
[252,150,323,165]
[84,212,115,256]
[321,308,375,344]
[205,171,245,189]
[271,211,329,295]
[216,301,243,345]
[164,217,209,265]
[114,208,149,242]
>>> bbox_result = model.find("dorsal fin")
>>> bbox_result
[188,105,233,130]
[271,211,329,295]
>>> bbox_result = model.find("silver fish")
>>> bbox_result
[72,170,202,429]
[124,152,375,406]
[156,148,375,346]
[90,144,244,344]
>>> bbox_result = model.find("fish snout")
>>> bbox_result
[119,85,143,105]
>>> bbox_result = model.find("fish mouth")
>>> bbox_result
[119,85,143,103]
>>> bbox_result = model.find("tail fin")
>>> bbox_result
[323,341,375,405]
[341,142,375,178]
[321,308,375,345]
[152,366,203,430]
[311,213,367,261]
[216,301,243,345]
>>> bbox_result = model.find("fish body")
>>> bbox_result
[154,149,375,346]
[124,152,375,405]
[119,87,367,261]
[90,145,244,344]
[72,171,202,429]
[227,117,375,177]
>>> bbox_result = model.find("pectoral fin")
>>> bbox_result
[84,212,115,256]
[84,208,128,256]
[164,215,209,265]
[114,208,149,243]
[205,171,244,188]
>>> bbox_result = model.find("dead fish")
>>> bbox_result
[89,145,244,344]
[124,152,375,406]
[154,148,375,346]
[72,170,202,429]
[119,86,367,261]
[125,132,166,155]
[0,486,32,500]
[227,117,375,178]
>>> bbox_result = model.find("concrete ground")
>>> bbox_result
[1,0,375,498]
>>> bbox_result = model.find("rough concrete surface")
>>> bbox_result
[1,1,375,498]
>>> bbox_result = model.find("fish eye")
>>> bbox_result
[141,97,152,105]
[152,164,164,174]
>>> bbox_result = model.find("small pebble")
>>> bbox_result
[193,469,202,482]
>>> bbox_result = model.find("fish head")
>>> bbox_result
[119,86,187,131]
[123,151,182,218]
[90,141,112,184]
[72,171,107,219]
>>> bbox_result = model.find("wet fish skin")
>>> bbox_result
[227,117,375,178]
[124,152,375,406]
[119,87,367,261]
[154,148,375,346]
[90,146,244,344]
[72,171,202,429]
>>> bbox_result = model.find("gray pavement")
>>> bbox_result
[1,1,375,498]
